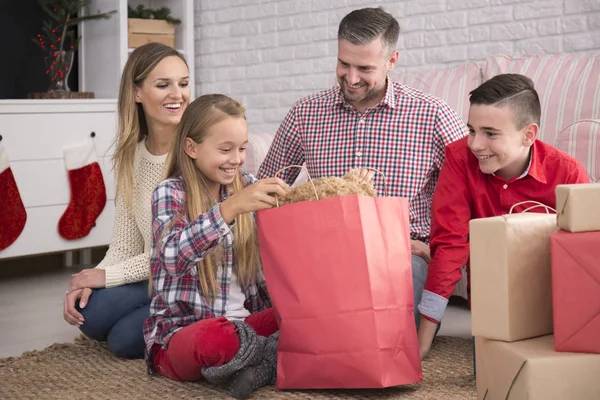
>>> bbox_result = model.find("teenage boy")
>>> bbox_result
[417,73,590,359]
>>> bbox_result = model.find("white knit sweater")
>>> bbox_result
[96,140,167,287]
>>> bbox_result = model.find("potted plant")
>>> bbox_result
[127,4,181,49]
[33,0,116,97]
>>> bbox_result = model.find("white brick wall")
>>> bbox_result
[194,0,600,133]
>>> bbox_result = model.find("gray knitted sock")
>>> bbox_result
[201,320,265,386]
[230,331,279,400]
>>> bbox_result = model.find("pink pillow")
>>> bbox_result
[245,133,310,186]
[394,62,482,124]
[244,132,275,176]
[555,119,600,183]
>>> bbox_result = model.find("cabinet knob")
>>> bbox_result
[0,134,3,142]
[90,131,96,138]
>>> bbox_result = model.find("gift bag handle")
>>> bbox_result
[509,200,556,214]
[362,167,389,197]
[274,165,319,207]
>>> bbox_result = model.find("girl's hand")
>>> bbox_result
[69,268,106,291]
[221,177,291,223]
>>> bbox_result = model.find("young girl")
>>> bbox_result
[63,43,190,359]
[144,94,290,399]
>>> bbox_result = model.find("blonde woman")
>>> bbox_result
[144,94,290,399]
[63,43,190,359]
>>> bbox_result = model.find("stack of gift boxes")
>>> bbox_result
[470,183,600,400]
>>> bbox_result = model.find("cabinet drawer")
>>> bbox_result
[0,112,117,161]
[10,156,116,208]
[0,202,115,260]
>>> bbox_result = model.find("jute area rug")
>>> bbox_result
[0,336,475,399]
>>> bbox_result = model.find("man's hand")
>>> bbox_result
[418,316,438,361]
[69,268,106,291]
[411,240,431,264]
[356,168,376,184]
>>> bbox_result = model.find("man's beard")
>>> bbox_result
[339,78,384,104]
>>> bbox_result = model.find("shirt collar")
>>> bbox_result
[484,141,546,184]
[334,76,396,110]
[524,140,547,183]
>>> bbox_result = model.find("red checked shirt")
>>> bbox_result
[143,173,271,373]
[257,80,468,241]
[419,137,590,323]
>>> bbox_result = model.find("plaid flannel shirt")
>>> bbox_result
[257,80,468,241]
[143,173,271,373]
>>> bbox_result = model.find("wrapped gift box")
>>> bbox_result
[128,18,175,48]
[551,229,600,353]
[470,213,556,341]
[475,335,600,400]
[556,183,600,232]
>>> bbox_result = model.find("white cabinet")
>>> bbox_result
[0,1,194,260]
[79,0,195,99]
[0,100,117,260]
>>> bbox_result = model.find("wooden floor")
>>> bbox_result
[0,252,472,359]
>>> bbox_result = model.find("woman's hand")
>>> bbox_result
[63,287,92,326]
[221,177,291,223]
[69,268,106,291]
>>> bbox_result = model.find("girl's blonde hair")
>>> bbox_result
[165,94,261,301]
[113,42,188,209]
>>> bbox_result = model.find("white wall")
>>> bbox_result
[193,0,600,133]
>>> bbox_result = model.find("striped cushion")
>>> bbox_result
[482,53,600,147]
[394,62,482,124]
[244,132,275,176]
[555,119,600,182]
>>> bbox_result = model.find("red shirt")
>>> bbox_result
[419,137,589,323]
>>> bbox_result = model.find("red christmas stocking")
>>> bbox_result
[0,146,27,251]
[58,141,107,240]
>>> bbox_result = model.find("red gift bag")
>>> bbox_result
[256,193,422,389]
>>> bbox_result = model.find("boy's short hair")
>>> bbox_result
[469,73,541,129]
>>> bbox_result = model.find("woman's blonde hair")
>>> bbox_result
[113,43,188,208]
[165,94,261,301]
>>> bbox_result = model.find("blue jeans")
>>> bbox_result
[77,281,151,359]
[411,254,441,335]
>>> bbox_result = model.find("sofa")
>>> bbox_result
[243,52,600,300]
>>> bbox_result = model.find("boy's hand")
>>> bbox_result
[221,178,291,223]
[418,316,438,360]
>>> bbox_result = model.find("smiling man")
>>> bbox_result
[417,73,590,359]
[258,7,467,329]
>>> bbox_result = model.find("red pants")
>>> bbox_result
[152,308,278,381]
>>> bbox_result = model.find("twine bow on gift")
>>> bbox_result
[508,200,557,214]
